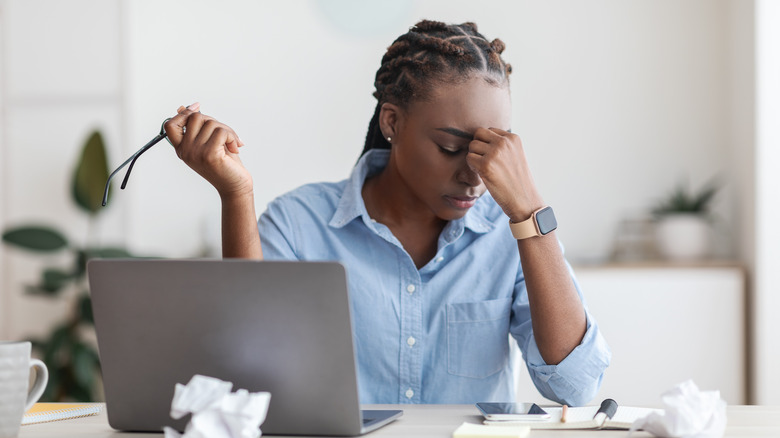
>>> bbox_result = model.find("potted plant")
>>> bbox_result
[2,130,134,401]
[651,179,719,261]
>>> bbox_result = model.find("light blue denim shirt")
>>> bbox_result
[258,149,610,405]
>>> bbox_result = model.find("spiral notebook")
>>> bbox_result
[22,403,103,425]
[483,405,662,430]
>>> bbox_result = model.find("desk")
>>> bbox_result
[19,404,780,437]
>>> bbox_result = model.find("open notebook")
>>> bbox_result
[484,405,662,430]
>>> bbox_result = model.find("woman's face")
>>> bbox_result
[385,75,512,221]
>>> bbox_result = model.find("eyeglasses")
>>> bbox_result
[102,118,173,206]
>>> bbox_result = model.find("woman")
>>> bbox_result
[164,20,610,405]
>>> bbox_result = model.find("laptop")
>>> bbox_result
[87,259,402,436]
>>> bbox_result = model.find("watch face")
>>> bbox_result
[535,207,558,235]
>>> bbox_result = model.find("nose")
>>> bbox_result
[456,159,483,187]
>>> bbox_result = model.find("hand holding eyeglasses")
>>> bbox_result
[102,103,253,206]
[164,103,253,200]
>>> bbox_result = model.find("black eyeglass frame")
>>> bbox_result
[102,118,173,206]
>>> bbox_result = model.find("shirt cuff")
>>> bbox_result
[523,314,611,406]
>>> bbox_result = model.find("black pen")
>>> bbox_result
[593,399,618,425]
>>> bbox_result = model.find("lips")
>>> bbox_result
[444,195,479,209]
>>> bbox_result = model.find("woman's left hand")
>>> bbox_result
[467,128,544,223]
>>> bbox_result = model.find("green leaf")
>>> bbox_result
[39,326,73,401]
[77,293,94,324]
[692,184,719,212]
[84,247,134,259]
[40,268,74,293]
[41,364,61,401]
[25,284,60,296]
[2,226,68,252]
[40,329,100,402]
[69,381,93,402]
[43,325,72,367]
[72,130,111,214]
[652,179,720,217]
[71,342,97,390]
[74,249,88,278]
[88,347,101,370]
[25,267,76,296]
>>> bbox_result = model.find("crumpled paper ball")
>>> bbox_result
[163,375,271,438]
[630,380,726,438]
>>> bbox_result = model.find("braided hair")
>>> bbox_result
[361,20,513,157]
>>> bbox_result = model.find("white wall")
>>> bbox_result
[0,0,126,340]
[0,4,5,335]
[726,0,757,404]
[728,0,756,268]
[754,0,780,405]
[120,0,738,262]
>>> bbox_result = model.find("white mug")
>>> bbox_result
[0,341,48,438]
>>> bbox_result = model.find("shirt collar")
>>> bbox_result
[328,150,386,229]
[329,149,494,234]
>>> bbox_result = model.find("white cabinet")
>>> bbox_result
[514,264,746,406]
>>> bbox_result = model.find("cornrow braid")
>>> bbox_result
[361,20,512,157]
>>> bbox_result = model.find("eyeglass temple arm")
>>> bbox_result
[101,131,168,206]
[119,133,167,189]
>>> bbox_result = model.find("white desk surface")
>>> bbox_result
[18,404,780,437]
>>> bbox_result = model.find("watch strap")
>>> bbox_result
[509,213,540,240]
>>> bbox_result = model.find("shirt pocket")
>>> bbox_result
[447,297,512,379]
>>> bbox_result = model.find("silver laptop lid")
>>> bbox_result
[88,259,364,435]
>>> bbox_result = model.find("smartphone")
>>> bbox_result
[476,402,551,421]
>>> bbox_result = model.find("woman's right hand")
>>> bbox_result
[164,102,253,200]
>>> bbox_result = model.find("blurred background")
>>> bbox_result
[0,0,777,406]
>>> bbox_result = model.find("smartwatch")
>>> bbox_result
[509,206,557,240]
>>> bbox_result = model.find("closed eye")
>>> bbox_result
[438,145,462,155]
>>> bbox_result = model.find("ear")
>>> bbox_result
[378,102,402,142]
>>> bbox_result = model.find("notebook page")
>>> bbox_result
[556,406,600,423]
[605,406,663,428]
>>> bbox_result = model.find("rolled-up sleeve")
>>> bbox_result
[521,313,610,406]
[509,258,611,406]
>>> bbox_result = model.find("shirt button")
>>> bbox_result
[405,388,414,399]
[435,256,444,263]
[370,218,377,223]
[407,336,416,347]
[406,284,415,294]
